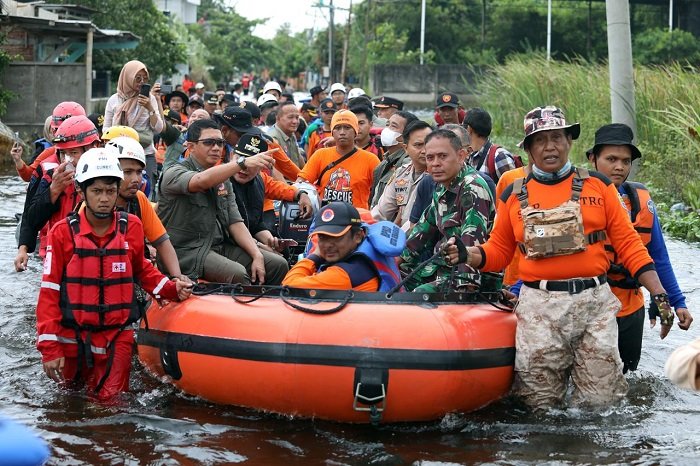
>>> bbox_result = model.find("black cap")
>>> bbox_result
[318,98,337,113]
[188,95,204,107]
[215,107,253,133]
[162,108,181,124]
[436,92,459,108]
[309,85,325,97]
[234,131,268,157]
[312,202,363,237]
[221,93,239,105]
[374,96,404,110]
[588,123,642,161]
[165,90,189,106]
[204,92,219,105]
[239,100,261,119]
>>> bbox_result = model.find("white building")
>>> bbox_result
[154,0,200,24]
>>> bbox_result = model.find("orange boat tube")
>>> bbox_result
[137,285,516,423]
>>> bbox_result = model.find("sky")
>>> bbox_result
[230,0,352,39]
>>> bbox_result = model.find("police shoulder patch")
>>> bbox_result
[647,199,655,213]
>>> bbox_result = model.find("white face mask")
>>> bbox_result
[380,127,401,147]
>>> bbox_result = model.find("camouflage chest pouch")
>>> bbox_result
[513,168,606,260]
[521,200,586,259]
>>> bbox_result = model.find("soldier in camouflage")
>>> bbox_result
[399,129,494,292]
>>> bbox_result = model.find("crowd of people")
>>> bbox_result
[8,58,697,409]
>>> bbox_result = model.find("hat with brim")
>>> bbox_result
[311,202,363,237]
[234,131,268,157]
[188,95,204,107]
[518,105,580,148]
[165,90,189,106]
[214,107,253,133]
[587,123,642,161]
[436,92,459,108]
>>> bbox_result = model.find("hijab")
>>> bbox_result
[113,60,149,127]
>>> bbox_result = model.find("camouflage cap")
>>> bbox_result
[518,105,580,148]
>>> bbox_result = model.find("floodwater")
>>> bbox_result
[1,173,699,465]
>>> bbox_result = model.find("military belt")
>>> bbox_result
[523,274,607,295]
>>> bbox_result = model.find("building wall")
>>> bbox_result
[154,0,199,24]
[1,63,86,135]
[370,64,481,108]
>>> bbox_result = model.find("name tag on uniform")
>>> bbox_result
[112,262,126,273]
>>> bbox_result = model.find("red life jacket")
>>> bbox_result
[59,211,141,333]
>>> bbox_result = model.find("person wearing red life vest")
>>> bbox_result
[36,148,192,403]
[15,115,101,272]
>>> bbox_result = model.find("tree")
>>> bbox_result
[634,28,700,65]
[267,25,313,80]
[56,0,186,78]
[188,0,271,84]
[0,35,15,116]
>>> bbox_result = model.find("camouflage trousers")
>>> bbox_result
[512,282,628,411]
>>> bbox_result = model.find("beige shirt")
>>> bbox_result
[665,338,700,391]
[371,162,426,229]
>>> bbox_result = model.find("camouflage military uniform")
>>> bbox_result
[513,283,628,411]
[400,164,494,292]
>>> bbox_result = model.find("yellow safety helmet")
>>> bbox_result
[101,125,139,142]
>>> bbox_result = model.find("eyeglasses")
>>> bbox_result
[196,138,226,147]
[134,75,149,84]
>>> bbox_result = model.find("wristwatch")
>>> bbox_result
[237,156,247,169]
[148,110,156,116]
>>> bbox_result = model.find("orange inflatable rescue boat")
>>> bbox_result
[137,285,516,423]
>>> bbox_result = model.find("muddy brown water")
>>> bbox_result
[1,174,699,465]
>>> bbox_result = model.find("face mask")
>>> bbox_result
[380,128,401,147]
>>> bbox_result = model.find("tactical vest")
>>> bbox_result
[514,168,606,260]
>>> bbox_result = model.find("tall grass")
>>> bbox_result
[475,55,700,203]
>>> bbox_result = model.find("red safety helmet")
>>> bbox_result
[53,116,100,150]
[51,101,86,131]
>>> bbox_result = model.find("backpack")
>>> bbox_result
[484,142,524,180]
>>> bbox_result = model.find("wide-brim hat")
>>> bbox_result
[518,105,580,148]
[587,123,642,161]
[214,107,253,133]
[165,90,189,106]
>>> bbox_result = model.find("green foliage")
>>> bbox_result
[658,207,700,243]
[188,0,270,84]
[0,35,15,116]
[268,25,313,78]
[57,0,186,77]
[475,57,700,209]
[634,29,700,65]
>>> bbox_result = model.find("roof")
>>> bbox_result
[3,14,139,42]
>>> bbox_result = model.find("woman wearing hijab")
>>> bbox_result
[104,60,164,191]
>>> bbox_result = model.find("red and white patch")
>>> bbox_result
[112,262,126,273]
[321,209,335,222]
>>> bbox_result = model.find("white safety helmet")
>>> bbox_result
[257,93,279,107]
[75,147,124,183]
[347,88,366,100]
[263,81,283,95]
[330,82,346,95]
[106,136,146,167]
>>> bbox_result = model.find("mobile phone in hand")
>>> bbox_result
[161,84,173,94]
[278,239,298,249]
[139,83,151,96]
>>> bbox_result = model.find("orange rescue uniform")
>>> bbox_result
[495,166,527,286]
[479,170,654,282]
[298,146,380,210]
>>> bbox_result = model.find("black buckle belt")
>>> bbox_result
[523,274,607,295]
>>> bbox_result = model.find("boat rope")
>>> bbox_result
[279,286,354,314]
[230,284,280,304]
